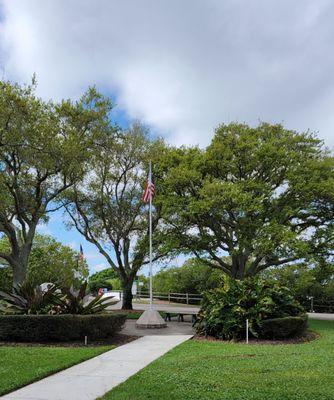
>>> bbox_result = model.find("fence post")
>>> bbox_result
[168,292,171,303]
[186,293,189,305]
[310,296,314,313]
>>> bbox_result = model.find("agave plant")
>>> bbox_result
[54,281,117,314]
[0,281,59,315]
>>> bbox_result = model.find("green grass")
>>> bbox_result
[125,312,143,319]
[101,320,334,400]
[0,345,112,395]
[117,311,178,320]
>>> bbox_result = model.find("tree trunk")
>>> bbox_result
[12,262,27,287]
[121,278,134,310]
[10,246,32,288]
[231,255,246,280]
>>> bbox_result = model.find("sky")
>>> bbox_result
[0,0,334,274]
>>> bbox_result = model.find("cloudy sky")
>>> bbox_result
[0,0,333,273]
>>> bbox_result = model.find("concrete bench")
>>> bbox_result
[163,311,197,325]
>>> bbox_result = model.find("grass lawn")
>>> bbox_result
[0,345,112,396]
[101,320,334,400]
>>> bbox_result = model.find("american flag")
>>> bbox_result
[79,244,84,261]
[142,168,155,203]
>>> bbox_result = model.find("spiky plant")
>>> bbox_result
[0,282,59,315]
[54,281,117,314]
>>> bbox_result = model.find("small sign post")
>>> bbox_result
[246,319,249,344]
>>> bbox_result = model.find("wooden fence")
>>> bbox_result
[137,289,202,305]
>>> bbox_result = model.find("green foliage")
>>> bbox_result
[27,235,89,288]
[0,314,126,342]
[153,258,224,294]
[53,281,117,314]
[159,122,334,279]
[0,281,116,315]
[259,315,308,339]
[88,268,118,294]
[0,281,58,315]
[64,123,171,309]
[0,80,112,285]
[262,259,334,310]
[0,235,89,290]
[109,278,122,290]
[137,275,149,291]
[195,278,305,340]
[0,267,11,292]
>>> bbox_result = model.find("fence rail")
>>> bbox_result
[113,289,334,313]
[137,289,202,304]
[301,297,334,313]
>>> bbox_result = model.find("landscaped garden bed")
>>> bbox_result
[195,278,308,341]
[0,281,138,395]
[194,329,318,345]
[0,332,137,347]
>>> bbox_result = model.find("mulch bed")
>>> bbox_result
[193,330,319,345]
[0,333,139,348]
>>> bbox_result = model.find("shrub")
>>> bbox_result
[195,278,306,340]
[0,267,11,292]
[53,281,117,314]
[259,315,308,339]
[153,258,225,296]
[88,268,118,294]
[0,314,126,342]
[0,282,58,315]
[0,281,117,316]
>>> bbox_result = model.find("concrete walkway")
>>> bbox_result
[1,335,192,400]
[308,312,334,320]
[123,318,194,336]
[108,300,200,315]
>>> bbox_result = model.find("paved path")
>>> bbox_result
[308,312,334,320]
[108,300,200,315]
[123,318,195,336]
[1,335,192,400]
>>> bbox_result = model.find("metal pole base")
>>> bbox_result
[136,309,167,329]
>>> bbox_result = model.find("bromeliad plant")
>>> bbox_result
[195,277,306,340]
[0,281,117,315]
[53,281,117,315]
[0,281,58,315]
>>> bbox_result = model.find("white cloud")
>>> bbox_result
[90,262,108,273]
[84,251,103,261]
[67,241,78,250]
[1,0,334,148]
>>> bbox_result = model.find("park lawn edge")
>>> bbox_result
[100,320,334,400]
[0,345,114,396]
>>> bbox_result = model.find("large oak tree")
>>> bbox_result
[160,123,334,279]
[64,124,170,309]
[0,80,111,286]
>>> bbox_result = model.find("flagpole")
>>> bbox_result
[136,160,166,328]
[149,160,153,310]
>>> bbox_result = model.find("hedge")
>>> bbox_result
[259,314,308,339]
[195,278,306,340]
[0,314,126,342]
